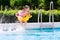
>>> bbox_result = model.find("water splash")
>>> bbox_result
[0,14,4,23]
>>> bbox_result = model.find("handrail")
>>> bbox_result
[38,9,42,23]
[49,1,54,23]
[50,1,54,29]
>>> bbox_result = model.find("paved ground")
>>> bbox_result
[0,22,60,28]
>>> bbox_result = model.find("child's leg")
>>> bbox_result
[17,16,23,25]
[23,22,27,28]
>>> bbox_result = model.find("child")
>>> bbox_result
[16,5,32,26]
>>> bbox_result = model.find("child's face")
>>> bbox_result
[25,7,29,10]
[23,7,29,10]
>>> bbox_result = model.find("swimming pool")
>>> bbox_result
[0,28,60,40]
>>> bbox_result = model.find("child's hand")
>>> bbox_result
[15,13,19,17]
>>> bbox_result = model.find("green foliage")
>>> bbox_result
[0,0,60,10]
[29,0,40,9]
[10,0,40,9]
[0,0,10,6]
[57,0,60,5]
[44,0,58,10]
[39,0,45,9]
[0,9,18,23]
[0,9,60,23]
[10,0,15,7]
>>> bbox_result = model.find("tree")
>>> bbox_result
[0,0,10,6]
[44,0,58,10]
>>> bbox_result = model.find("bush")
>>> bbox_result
[0,9,60,23]
[0,9,18,23]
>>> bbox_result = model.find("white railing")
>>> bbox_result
[38,1,54,28]
[50,1,54,28]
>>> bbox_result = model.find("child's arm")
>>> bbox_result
[15,10,21,17]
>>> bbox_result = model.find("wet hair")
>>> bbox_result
[25,5,29,8]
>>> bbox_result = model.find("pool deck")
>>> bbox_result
[0,22,60,28]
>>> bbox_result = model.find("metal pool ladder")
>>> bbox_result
[38,1,54,28]
[49,1,54,27]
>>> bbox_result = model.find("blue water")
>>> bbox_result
[0,28,60,40]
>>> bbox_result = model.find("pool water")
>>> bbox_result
[0,28,60,40]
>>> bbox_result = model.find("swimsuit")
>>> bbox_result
[16,12,32,22]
